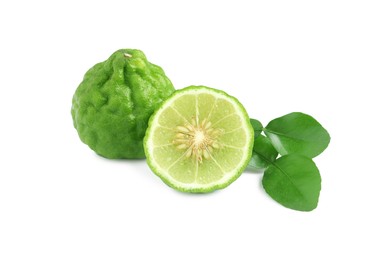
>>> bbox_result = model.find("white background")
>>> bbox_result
[1,0,389,259]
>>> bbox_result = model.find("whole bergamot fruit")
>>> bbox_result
[71,49,175,159]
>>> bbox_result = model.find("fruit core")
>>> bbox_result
[174,117,222,162]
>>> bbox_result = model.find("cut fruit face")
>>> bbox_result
[144,86,254,193]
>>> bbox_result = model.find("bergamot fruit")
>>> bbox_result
[144,86,254,193]
[71,49,175,159]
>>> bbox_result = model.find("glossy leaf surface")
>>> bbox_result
[264,112,330,158]
[262,154,321,211]
[247,135,278,171]
[250,118,263,138]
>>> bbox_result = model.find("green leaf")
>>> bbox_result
[264,112,330,158]
[262,154,321,211]
[250,118,263,138]
[247,153,265,172]
[247,135,278,171]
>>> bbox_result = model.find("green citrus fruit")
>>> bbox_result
[144,86,254,193]
[71,49,175,159]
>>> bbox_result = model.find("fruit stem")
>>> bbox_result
[124,53,132,58]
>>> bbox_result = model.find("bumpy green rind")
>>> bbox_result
[71,49,175,158]
[144,86,254,193]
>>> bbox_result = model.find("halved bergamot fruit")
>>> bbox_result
[144,86,254,193]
